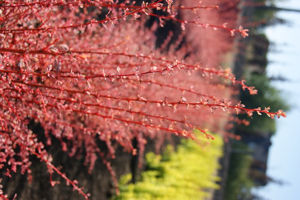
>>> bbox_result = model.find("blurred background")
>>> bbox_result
[254,0,300,199]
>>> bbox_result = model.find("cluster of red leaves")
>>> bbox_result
[0,0,285,199]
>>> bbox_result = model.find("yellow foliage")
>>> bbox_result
[113,133,223,200]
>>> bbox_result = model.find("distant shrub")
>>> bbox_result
[225,143,254,200]
[239,74,290,133]
[113,132,223,200]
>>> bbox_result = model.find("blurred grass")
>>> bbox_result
[112,133,223,200]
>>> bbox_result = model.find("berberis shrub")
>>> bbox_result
[0,0,285,199]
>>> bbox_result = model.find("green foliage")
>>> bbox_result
[240,74,290,133]
[225,143,254,200]
[252,0,277,23]
[113,133,223,200]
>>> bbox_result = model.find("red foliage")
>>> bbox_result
[0,0,285,199]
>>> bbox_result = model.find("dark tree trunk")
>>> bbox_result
[255,6,300,13]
